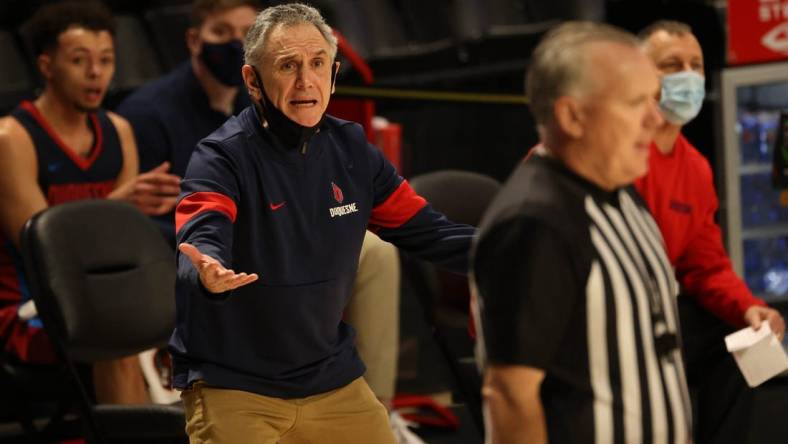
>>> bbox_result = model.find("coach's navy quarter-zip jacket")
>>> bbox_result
[170,106,475,398]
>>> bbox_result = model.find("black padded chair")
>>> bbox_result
[347,0,462,85]
[455,0,556,68]
[310,0,372,61]
[405,169,501,433]
[451,0,604,81]
[20,200,186,444]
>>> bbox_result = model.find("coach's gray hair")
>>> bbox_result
[244,3,337,67]
[526,21,639,129]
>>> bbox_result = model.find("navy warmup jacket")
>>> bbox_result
[170,105,475,398]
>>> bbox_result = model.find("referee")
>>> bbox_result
[472,22,691,444]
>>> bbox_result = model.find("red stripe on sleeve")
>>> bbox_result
[370,180,427,228]
[175,192,237,233]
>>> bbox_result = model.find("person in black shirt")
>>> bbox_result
[117,0,260,243]
[472,21,692,444]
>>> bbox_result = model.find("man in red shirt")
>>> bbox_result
[637,20,785,444]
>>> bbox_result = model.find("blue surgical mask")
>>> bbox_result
[200,40,245,87]
[659,71,705,125]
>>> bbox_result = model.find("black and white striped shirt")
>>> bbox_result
[472,156,691,443]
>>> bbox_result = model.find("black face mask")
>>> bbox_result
[200,40,245,87]
[250,64,338,150]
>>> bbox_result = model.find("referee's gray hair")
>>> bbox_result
[244,3,337,67]
[526,21,639,129]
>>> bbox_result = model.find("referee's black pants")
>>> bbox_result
[678,294,752,444]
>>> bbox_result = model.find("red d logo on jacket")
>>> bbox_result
[331,182,344,203]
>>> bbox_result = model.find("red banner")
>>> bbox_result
[728,0,788,65]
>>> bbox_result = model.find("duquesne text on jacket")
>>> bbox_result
[329,203,358,218]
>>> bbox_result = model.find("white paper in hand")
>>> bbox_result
[725,320,788,387]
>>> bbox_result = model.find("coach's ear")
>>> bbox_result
[242,64,263,102]
[331,61,339,94]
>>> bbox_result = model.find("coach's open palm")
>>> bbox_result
[178,243,259,293]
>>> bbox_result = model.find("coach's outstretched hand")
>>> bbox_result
[178,243,258,293]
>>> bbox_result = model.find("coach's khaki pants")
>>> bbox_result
[182,377,395,444]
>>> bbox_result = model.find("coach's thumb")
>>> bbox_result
[178,242,202,265]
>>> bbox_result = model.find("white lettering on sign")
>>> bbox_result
[329,203,359,218]
[759,0,788,22]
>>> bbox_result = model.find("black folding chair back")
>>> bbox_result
[21,200,185,444]
[406,169,501,433]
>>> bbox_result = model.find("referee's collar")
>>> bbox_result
[531,154,622,204]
